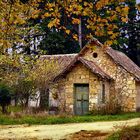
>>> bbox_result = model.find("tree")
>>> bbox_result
[0,0,40,54]
[38,31,80,54]
[113,0,140,66]
[14,79,35,108]
[0,54,36,108]
[29,0,132,54]
[0,52,59,110]
[0,0,132,55]
[31,58,59,109]
[127,1,140,66]
[40,0,130,47]
[0,84,12,114]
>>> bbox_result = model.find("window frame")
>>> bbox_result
[101,83,105,103]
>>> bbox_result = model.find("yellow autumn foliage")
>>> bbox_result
[0,0,136,53]
[66,30,70,35]
[0,0,39,54]
[48,18,60,28]
[73,34,78,41]
[72,18,80,24]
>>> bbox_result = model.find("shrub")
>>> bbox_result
[89,100,122,115]
[0,84,12,114]
[98,100,122,115]
[107,125,140,140]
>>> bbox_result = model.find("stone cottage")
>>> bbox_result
[41,38,140,115]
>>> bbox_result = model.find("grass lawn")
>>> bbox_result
[107,125,140,140]
[0,112,140,125]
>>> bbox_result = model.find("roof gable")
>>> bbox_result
[54,57,112,81]
[78,37,103,56]
[78,38,140,81]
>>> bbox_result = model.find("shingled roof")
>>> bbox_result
[106,48,140,81]
[39,54,78,75]
[39,38,140,82]
[54,57,112,81]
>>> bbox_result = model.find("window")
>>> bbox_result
[93,52,98,58]
[101,83,105,103]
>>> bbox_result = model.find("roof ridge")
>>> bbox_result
[40,53,78,57]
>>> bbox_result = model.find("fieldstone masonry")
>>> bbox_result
[82,46,137,111]
[49,42,140,114]
[51,63,110,114]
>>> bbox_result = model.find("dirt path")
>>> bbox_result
[0,118,139,140]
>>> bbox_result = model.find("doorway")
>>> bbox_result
[74,84,89,115]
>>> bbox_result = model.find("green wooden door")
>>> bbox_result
[74,84,89,115]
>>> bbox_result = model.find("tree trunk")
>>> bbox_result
[40,89,49,110]
[78,17,82,49]
[25,97,29,108]
[14,94,18,106]
[2,105,7,114]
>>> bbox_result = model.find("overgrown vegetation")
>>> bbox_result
[0,84,12,114]
[89,101,122,115]
[107,125,140,140]
[0,112,139,125]
[0,55,58,112]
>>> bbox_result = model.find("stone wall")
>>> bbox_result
[82,46,137,111]
[50,62,110,114]
[136,82,140,111]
